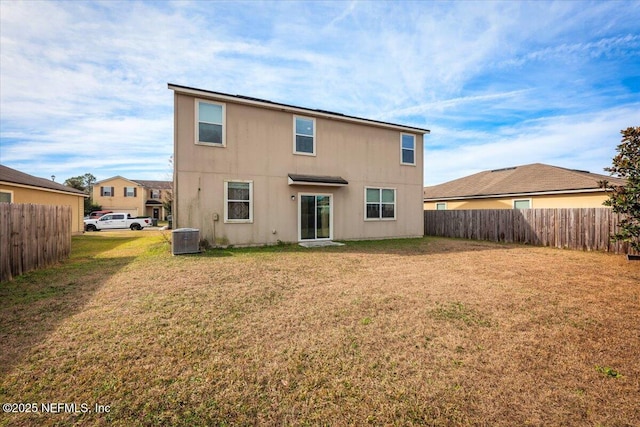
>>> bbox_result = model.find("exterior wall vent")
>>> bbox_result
[172,228,200,255]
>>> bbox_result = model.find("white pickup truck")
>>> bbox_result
[84,213,152,231]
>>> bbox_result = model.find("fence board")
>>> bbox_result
[1,203,72,282]
[424,208,637,255]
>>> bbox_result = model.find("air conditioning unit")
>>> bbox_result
[172,228,200,255]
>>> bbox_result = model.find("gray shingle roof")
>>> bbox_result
[132,180,172,190]
[0,164,86,196]
[423,163,625,200]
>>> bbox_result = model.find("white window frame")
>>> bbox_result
[400,133,416,166]
[364,187,397,221]
[150,189,161,199]
[195,99,226,147]
[0,189,14,203]
[224,180,253,223]
[435,202,447,210]
[513,198,532,209]
[293,115,316,156]
[125,186,136,197]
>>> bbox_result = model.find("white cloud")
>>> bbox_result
[0,0,638,185]
[424,104,639,185]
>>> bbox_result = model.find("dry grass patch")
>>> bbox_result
[1,233,639,426]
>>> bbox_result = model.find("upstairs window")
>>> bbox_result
[124,187,137,197]
[151,190,161,199]
[365,187,396,220]
[294,116,315,155]
[100,186,114,197]
[224,180,253,223]
[197,100,225,146]
[401,133,416,165]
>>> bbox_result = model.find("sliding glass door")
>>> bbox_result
[299,194,332,240]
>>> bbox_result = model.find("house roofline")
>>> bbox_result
[132,180,172,189]
[423,187,609,202]
[96,176,171,190]
[168,83,430,135]
[1,181,89,198]
[95,175,141,186]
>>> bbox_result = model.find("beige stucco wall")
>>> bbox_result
[424,192,610,210]
[174,93,425,245]
[0,183,85,233]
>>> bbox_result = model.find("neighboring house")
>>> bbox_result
[169,83,429,246]
[0,164,87,233]
[423,163,625,210]
[93,176,172,220]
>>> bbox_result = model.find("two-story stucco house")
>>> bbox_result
[169,84,429,246]
[93,176,171,220]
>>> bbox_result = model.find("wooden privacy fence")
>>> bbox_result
[1,203,72,282]
[424,208,636,255]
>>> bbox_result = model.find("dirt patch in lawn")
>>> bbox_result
[1,233,639,426]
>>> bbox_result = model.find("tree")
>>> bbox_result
[64,173,96,193]
[64,173,97,215]
[162,188,173,217]
[64,176,86,192]
[600,127,640,252]
[163,155,173,217]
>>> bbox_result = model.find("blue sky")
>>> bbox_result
[1,1,638,186]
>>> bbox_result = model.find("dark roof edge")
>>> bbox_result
[424,187,610,201]
[0,165,86,196]
[288,174,349,185]
[131,179,172,189]
[168,83,430,134]
[1,180,89,197]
